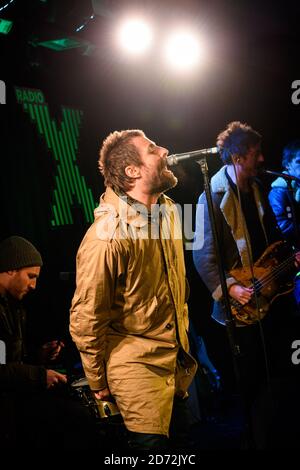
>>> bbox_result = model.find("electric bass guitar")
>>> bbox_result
[228,241,296,325]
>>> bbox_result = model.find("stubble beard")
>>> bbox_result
[149,170,178,195]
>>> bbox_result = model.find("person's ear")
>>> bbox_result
[125,165,141,179]
[232,155,241,164]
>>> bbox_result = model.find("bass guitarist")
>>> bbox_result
[193,121,300,412]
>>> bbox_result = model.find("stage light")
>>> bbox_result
[164,31,202,71]
[118,18,153,55]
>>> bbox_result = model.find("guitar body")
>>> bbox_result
[229,241,295,325]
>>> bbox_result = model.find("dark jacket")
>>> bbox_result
[0,293,46,445]
[193,166,281,325]
[268,176,300,246]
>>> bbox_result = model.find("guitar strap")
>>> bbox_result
[216,168,268,267]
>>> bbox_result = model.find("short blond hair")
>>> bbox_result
[98,129,145,192]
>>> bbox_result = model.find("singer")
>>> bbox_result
[269,140,300,246]
[70,129,197,451]
[193,121,299,414]
[269,140,300,309]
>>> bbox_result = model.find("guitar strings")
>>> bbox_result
[254,253,294,287]
[248,252,295,292]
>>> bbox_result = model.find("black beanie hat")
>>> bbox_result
[0,236,43,272]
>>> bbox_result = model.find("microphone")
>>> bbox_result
[264,170,300,185]
[167,147,219,166]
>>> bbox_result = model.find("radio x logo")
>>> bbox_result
[15,87,96,226]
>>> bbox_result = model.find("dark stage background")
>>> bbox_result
[0,0,299,372]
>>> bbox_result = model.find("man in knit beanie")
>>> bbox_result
[0,236,101,449]
[0,236,43,300]
[0,235,43,271]
[0,235,69,447]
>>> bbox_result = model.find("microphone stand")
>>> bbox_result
[196,157,252,444]
[265,169,300,186]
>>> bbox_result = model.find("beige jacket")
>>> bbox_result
[70,187,197,435]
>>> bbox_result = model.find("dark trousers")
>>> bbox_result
[127,395,193,452]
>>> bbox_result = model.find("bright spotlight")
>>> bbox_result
[118,19,153,55]
[164,31,202,71]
